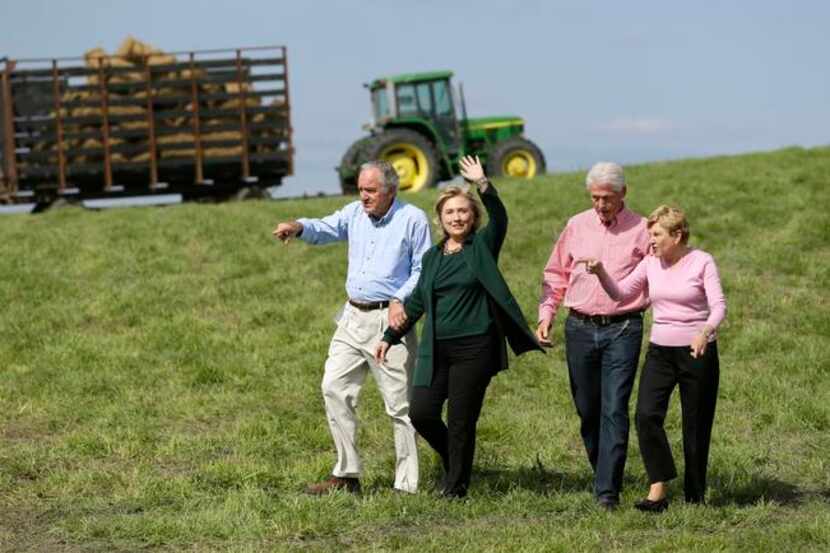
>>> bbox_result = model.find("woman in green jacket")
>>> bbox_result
[375,155,542,498]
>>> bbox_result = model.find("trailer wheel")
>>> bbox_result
[338,136,374,195]
[486,137,546,179]
[32,197,71,214]
[234,186,269,201]
[366,129,438,192]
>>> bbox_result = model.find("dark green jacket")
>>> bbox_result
[385,183,543,387]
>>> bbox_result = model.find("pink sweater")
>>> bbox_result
[600,249,727,347]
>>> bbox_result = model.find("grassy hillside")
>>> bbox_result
[1,146,829,552]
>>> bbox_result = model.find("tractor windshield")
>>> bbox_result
[371,87,390,121]
[433,80,453,116]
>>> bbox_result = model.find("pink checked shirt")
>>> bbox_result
[539,206,650,323]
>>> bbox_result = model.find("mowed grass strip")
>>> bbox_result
[1,146,829,552]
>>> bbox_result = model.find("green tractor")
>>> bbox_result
[338,70,546,194]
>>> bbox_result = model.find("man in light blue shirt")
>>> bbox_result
[274,160,431,494]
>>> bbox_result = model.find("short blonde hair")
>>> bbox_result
[434,186,482,241]
[648,205,690,244]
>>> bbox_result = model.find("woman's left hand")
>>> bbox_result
[374,341,390,366]
[576,257,604,275]
[690,333,708,358]
[459,155,485,182]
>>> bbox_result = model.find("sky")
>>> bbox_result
[2,0,828,197]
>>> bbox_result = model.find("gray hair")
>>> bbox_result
[360,160,399,192]
[585,161,625,192]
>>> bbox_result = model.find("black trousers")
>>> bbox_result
[409,332,495,497]
[635,342,719,503]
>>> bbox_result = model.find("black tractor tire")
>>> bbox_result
[339,136,374,195]
[364,129,439,192]
[486,137,546,180]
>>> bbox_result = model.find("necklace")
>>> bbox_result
[443,242,464,255]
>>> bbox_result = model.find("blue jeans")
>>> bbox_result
[564,313,643,501]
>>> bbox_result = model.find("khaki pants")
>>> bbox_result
[322,302,419,492]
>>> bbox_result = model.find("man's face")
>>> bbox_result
[588,183,626,224]
[358,167,395,218]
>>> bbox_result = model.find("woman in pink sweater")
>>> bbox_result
[582,205,726,512]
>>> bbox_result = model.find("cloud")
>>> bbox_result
[597,118,676,135]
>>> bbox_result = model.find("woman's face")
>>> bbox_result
[649,222,682,259]
[441,195,475,241]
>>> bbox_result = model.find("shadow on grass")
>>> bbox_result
[473,464,594,496]
[362,456,598,497]
[362,463,828,505]
[708,472,803,507]
[473,455,647,497]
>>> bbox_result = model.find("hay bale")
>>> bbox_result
[217,82,260,111]
[84,47,135,70]
[84,50,140,86]
[204,129,243,157]
[179,68,206,81]
[204,130,242,142]
[110,105,144,117]
[109,105,148,131]
[72,137,126,163]
[157,133,193,145]
[116,36,176,66]
[158,133,195,158]
[219,97,260,111]
[120,120,150,131]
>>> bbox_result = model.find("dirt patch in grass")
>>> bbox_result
[0,506,77,553]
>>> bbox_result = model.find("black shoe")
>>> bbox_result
[597,496,619,511]
[440,485,468,500]
[634,497,669,512]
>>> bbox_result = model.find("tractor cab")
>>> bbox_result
[368,71,460,156]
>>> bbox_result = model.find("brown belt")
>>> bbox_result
[569,309,643,326]
[348,299,391,311]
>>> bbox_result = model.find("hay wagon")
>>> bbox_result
[1,39,293,208]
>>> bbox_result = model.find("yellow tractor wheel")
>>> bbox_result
[502,150,539,178]
[366,129,439,192]
[380,143,432,192]
[486,137,546,180]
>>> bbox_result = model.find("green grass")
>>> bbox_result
[1,146,829,552]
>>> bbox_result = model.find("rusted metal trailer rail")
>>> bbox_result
[0,45,293,207]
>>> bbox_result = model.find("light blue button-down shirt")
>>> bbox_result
[297,198,432,302]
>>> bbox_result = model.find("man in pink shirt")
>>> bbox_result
[537,161,650,509]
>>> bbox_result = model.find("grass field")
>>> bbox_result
[1,146,829,552]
